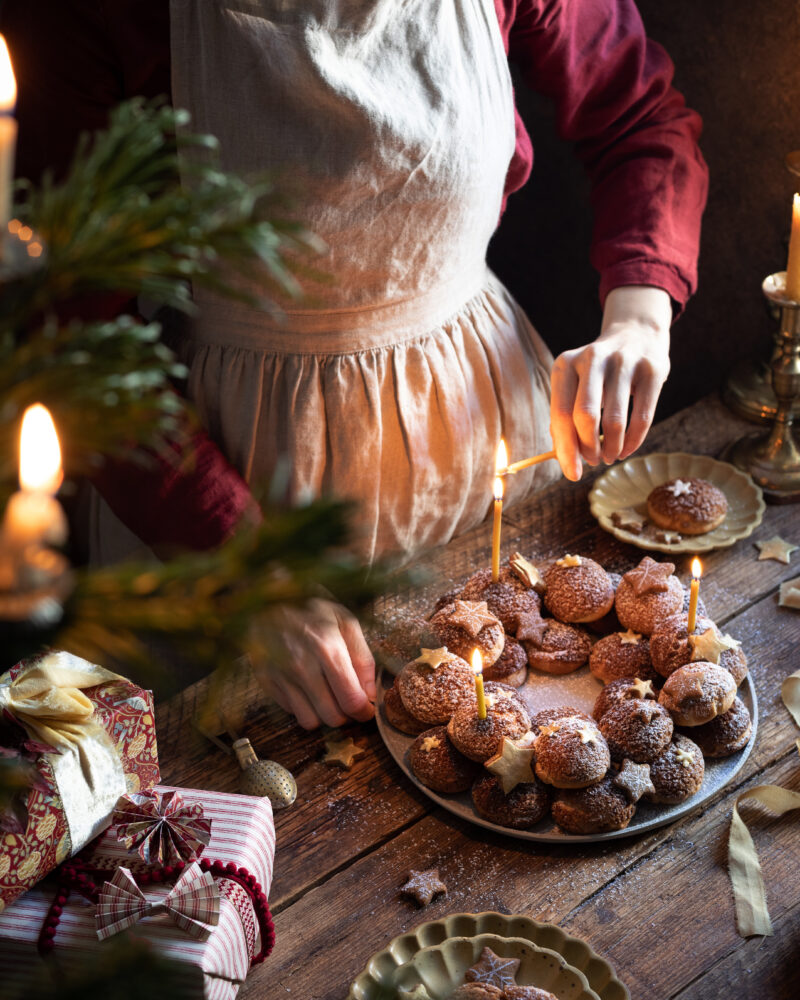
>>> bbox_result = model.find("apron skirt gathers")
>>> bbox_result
[92,0,559,564]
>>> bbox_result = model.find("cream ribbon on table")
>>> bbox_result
[0,650,129,853]
[728,668,800,937]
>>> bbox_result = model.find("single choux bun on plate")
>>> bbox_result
[646,477,727,535]
[657,662,736,726]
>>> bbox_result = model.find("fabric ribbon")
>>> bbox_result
[95,862,220,942]
[728,667,800,937]
[0,650,123,750]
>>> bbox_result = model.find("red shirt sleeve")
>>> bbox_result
[496,0,708,313]
[2,0,258,551]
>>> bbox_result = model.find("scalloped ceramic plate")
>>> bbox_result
[588,452,765,553]
[348,913,629,1000]
[393,934,599,999]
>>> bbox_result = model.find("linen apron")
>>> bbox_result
[92,0,559,564]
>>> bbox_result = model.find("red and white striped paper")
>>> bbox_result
[0,785,275,1000]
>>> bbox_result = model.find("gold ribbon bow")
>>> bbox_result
[728,667,800,937]
[0,650,122,749]
[95,862,220,942]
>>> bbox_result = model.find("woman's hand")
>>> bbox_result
[549,285,672,480]
[251,599,376,730]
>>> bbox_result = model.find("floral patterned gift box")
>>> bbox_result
[0,650,160,910]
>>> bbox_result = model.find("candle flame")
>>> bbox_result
[691,557,702,580]
[470,648,483,676]
[493,475,504,502]
[19,404,62,493]
[0,36,16,113]
[495,438,508,474]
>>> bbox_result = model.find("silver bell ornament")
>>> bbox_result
[233,738,297,808]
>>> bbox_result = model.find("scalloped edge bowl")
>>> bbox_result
[588,452,765,553]
[393,934,599,1000]
[348,913,630,1000]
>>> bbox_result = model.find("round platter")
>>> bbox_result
[376,663,757,844]
[588,452,765,554]
[348,911,630,1000]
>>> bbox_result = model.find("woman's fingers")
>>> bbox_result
[550,352,583,481]
[302,609,375,723]
[621,359,664,459]
[570,346,604,466]
[268,675,323,731]
[335,606,377,702]
[600,355,633,464]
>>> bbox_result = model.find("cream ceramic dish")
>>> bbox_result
[588,452,764,553]
[393,934,599,999]
[347,912,629,1000]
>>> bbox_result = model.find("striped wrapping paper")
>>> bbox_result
[0,785,275,1000]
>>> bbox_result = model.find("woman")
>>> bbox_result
[5,0,707,729]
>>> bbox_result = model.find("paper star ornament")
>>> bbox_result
[448,600,499,637]
[613,759,655,803]
[624,556,674,596]
[515,608,547,645]
[556,554,582,568]
[630,677,655,699]
[675,745,695,768]
[755,535,798,564]
[689,628,740,664]
[485,737,535,793]
[618,628,642,645]
[400,869,447,906]
[465,946,521,989]
[322,736,365,769]
[113,790,212,865]
[414,647,453,671]
[510,552,545,592]
[667,479,692,497]
[778,576,800,609]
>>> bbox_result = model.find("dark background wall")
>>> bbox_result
[488,0,800,420]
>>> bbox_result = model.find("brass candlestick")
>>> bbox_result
[724,272,800,501]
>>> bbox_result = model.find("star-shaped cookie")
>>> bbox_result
[630,677,655,699]
[624,556,674,596]
[465,946,521,989]
[667,479,692,497]
[556,554,582,568]
[448,600,499,637]
[537,721,561,737]
[613,758,655,803]
[515,608,547,645]
[578,724,599,745]
[634,701,658,724]
[689,628,740,664]
[674,745,695,768]
[322,736,365,769]
[611,507,647,534]
[485,737,535,793]
[400,868,447,906]
[414,647,454,671]
[755,535,798,564]
[420,735,441,752]
[778,576,800,609]
[618,628,642,645]
[510,552,545,592]
[654,529,682,544]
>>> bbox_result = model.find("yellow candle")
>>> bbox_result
[786,194,800,301]
[0,36,16,233]
[688,557,702,633]
[492,439,507,582]
[471,648,487,720]
[2,404,66,548]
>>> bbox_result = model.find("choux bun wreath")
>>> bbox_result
[377,550,750,835]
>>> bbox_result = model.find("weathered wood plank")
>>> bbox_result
[559,751,800,1000]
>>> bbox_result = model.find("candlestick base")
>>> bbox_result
[723,273,800,503]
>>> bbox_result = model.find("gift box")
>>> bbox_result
[0,650,160,910]
[0,784,276,1000]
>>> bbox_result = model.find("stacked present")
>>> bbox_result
[0,651,276,1000]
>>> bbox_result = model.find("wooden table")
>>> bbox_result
[155,394,800,1000]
